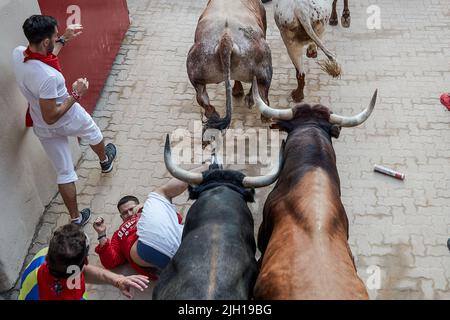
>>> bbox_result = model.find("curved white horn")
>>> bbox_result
[252,77,293,120]
[330,90,378,127]
[164,135,203,185]
[242,140,285,188]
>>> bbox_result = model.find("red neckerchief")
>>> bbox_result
[23,47,63,127]
[23,46,62,72]
[37,261,86,300]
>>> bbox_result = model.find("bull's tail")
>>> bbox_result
[207,22,233,130]
[296,9,342,78]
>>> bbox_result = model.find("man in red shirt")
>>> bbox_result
[94,196,166,280]
[94,196,183,280]
[93,165,206,279]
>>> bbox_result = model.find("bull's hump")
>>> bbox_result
[290,167,340,232]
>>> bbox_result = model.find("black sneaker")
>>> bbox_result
[447,238,450,252]
[72,208,91,227]
[100,143,117,173]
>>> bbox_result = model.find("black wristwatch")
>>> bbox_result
[56,36,66,46]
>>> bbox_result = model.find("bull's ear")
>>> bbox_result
[330,124,341,138]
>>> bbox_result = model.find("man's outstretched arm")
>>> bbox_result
[155,164,209,202]
[84,264,149,299]
[52,24,83,56]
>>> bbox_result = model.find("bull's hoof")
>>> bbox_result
[245,93,254,109]
[232,81,244,97]
[329,16,338,26]
[306,44,318,59]
[260,114,271,123]
[201,138,211,150]
[341,13,351,28]
[291,89,304,103]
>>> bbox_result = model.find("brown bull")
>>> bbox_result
[252,79,377,299]
[187,0,273,130]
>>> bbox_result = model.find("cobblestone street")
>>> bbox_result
[7,0,450,299]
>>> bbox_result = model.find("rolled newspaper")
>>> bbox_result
[374,165,405,180]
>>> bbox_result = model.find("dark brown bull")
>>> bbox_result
[330,0,351,27]
[252,79,377,299]
[187,0,272,130]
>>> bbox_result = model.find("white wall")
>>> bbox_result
[0,0,81,291]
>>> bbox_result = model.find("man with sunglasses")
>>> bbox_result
[19,223,149,300]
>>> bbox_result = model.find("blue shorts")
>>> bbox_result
[136,240,171,270]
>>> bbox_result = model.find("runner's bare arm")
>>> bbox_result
[39,96,76,125]
[53,24,83,56]
[52,42,63,56]
[84,264,149,299]
[155,164,209,201]
[39,78,88,125]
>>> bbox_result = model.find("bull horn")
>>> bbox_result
[252,77,293,120]
[242,140,285,188]
[164,134,204,185]
[329,90,378,127]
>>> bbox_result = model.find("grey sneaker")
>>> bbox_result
[72,208,91,227]
[100,143,117,173]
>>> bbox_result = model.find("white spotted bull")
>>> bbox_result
[273,0,342,102]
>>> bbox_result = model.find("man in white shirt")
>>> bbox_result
[12,15,117,226]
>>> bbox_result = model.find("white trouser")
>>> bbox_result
[33,104,103,184]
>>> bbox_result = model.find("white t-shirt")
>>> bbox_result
[137,192,184,258]
[12,46,79,129]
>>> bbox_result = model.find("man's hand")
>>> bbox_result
[115,275,150,299]
[62,24,83,43]
[132,204,144,215]
[93,217,107,235]
[72,78,89,97]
